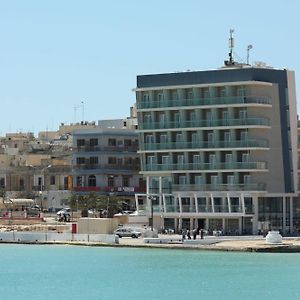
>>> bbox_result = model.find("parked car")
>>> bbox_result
[114,227,142,238]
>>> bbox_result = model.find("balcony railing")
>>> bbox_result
[73,186,146,193]
[151,204,252,214]
[144,161,267,172]
[137,95,271,109]
[74,163,140,170]
[172,183,266,192]
[139,117,270,130]
[74,145,139,153]
[141,139,269,151]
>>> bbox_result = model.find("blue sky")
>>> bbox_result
[0,0,300,135]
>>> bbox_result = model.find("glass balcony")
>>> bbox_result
[137,95,271,109]
[165,205,180,213]
[172,183,266,192]
[144,161,267,171]
[139,117,270,130]
[141,139,269,151]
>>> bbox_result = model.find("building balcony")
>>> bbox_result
[74,163,140,171]
[141,139,269,151]
[73,186,146,193]
[73,186,100,192]
[144,161,267,172]
[139,117,270,130]
[74,145,138,153]
[172,183,266,192]
[137,95,271,110]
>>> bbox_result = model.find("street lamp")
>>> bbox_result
[40,164,52,211]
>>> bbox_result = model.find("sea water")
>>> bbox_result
[0,244,299,300]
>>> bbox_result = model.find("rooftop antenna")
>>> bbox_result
[247,44,253,65]
[81,101,84,122]
[228,28,235,65]
[224,29,235,67]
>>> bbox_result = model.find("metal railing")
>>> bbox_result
[137,95,272,109]
[144,161,267,171]
[141,139,269,151]
[172,183,266,191]
[139,117,270,130]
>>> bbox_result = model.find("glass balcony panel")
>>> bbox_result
[181,205,196,213]
[214,205,229,213]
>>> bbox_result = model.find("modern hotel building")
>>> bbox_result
[134,66,299,235]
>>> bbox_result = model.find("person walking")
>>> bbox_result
[193,228,197,240]
[187,229,191,240]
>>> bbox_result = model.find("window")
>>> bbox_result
[76,157,85,164]
[88,175,96,187]
[195,175,203,185]
[193,155,201,165]
[108,176,114,187]
[124,157,132,165]
[146,135,154,144]
[159,113,166,127]
[123,176,130,187]
[174,112,181,124]
[50,176,56,185]
[177,155,185,166]
[90,157,98,164]
[77,139,85,147]
[160,134,168,144]
[227,175,235,185]
[90,138,98,146]
[38,177,42,186]
[76,176,83,187]
[144,114,152,123]
[176,133,183,143]
[225,153,233,163]
[0,178,5,188]
[143,94,149,101]
[237,86,246,97]
[108,157,117,164]
[108,138,116,146]
[158,93,164,102]
[162,155,170,166]
[179,175,187,185]
[64,177,68,189]
[20,178,25,188]
[124,139,132,147]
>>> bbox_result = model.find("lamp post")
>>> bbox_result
[40,164,52,211]
[148,196,156,231]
